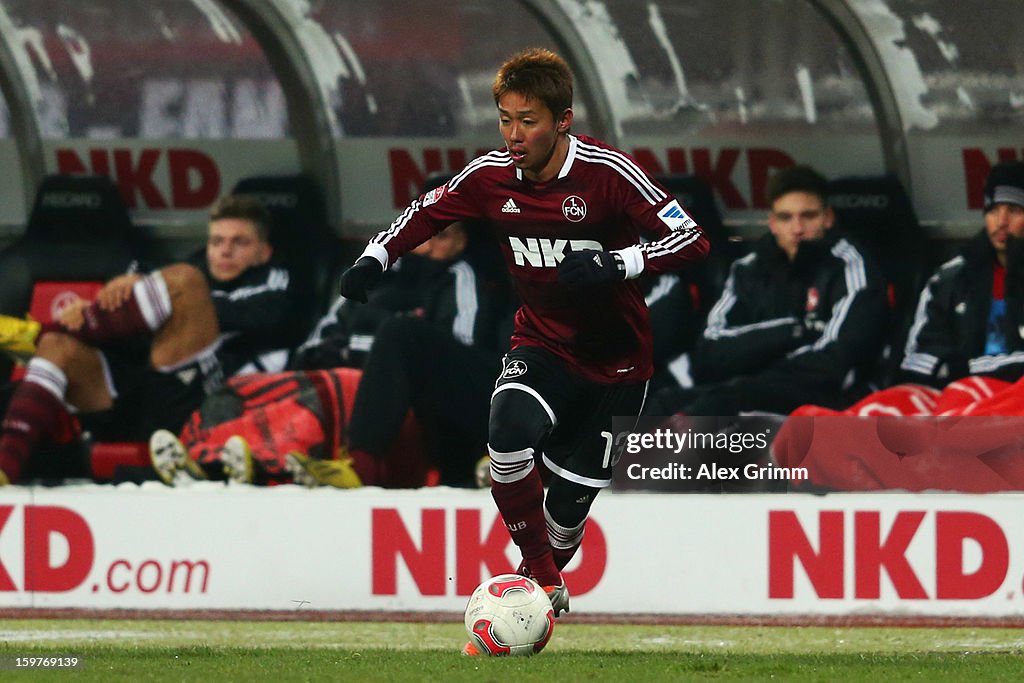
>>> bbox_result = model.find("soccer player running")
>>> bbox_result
[338,48,708,638]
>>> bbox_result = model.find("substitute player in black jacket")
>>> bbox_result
[0,195,300,484]
[338,48,708,630]
[900,161,1024,387]
[293,221,501,370]
[193,243,300,379]
[647,165,887,416]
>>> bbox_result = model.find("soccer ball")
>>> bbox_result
[464,574,555,656]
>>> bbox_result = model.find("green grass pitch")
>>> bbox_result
[1,619,1023,681]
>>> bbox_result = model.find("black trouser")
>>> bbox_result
[347,316,500,486]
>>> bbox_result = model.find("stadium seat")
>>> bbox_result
[827,174,930,387]
[0,174,158,318]
[0,174,167,477]
[4,280,110,384]
[90,442,151,481]
[0,174,160,382]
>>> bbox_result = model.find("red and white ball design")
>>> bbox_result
[464,574,555,656]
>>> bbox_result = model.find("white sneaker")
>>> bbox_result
[149,429,185,486]
[221,435,254,484]
[148,429,206,486]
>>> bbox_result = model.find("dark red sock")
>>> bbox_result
[42,276,167,345]
[0,382,76,483]
[40,298,150,346]
[491,468,560,585]
[547,510,587,571]
[76,296,152,345]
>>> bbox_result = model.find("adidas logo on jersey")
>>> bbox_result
[501,198,521,214]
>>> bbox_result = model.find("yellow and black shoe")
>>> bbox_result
[285,451,362,489]
[0,314,41,359]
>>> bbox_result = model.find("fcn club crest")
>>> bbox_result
[501,360,528,379]
[562,195,587,222]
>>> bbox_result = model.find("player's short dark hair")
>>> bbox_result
[209,194,272,242]
[492,48,573,119]
[767,165,829,207]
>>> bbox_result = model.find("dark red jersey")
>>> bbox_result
[362,134,709,383]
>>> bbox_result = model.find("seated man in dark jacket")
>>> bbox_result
[899,161,1024,386]
[0,195,302,485]
[646,165,888,416]
[286,219,509,488]
[769,161,1024,493]
[291,220,502,370]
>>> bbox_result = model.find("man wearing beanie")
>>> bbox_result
[899,160,1024,385]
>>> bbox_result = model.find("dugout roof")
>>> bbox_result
[0,0,1018,244]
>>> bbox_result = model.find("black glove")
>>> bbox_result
[339,256,384,303]
[557,250,626,287]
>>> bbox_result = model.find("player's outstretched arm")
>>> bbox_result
[339,256,384,303]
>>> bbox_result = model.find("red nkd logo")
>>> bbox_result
[56,147,221,209]
[0,505,94,592]
[371,508,606,597]
[768,510,1010,600]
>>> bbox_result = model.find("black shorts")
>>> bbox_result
[492,346,647,488]
[81,340,223,441]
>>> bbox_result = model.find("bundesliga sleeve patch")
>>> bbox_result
[421,185,446,207]
[657,199,696,231]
